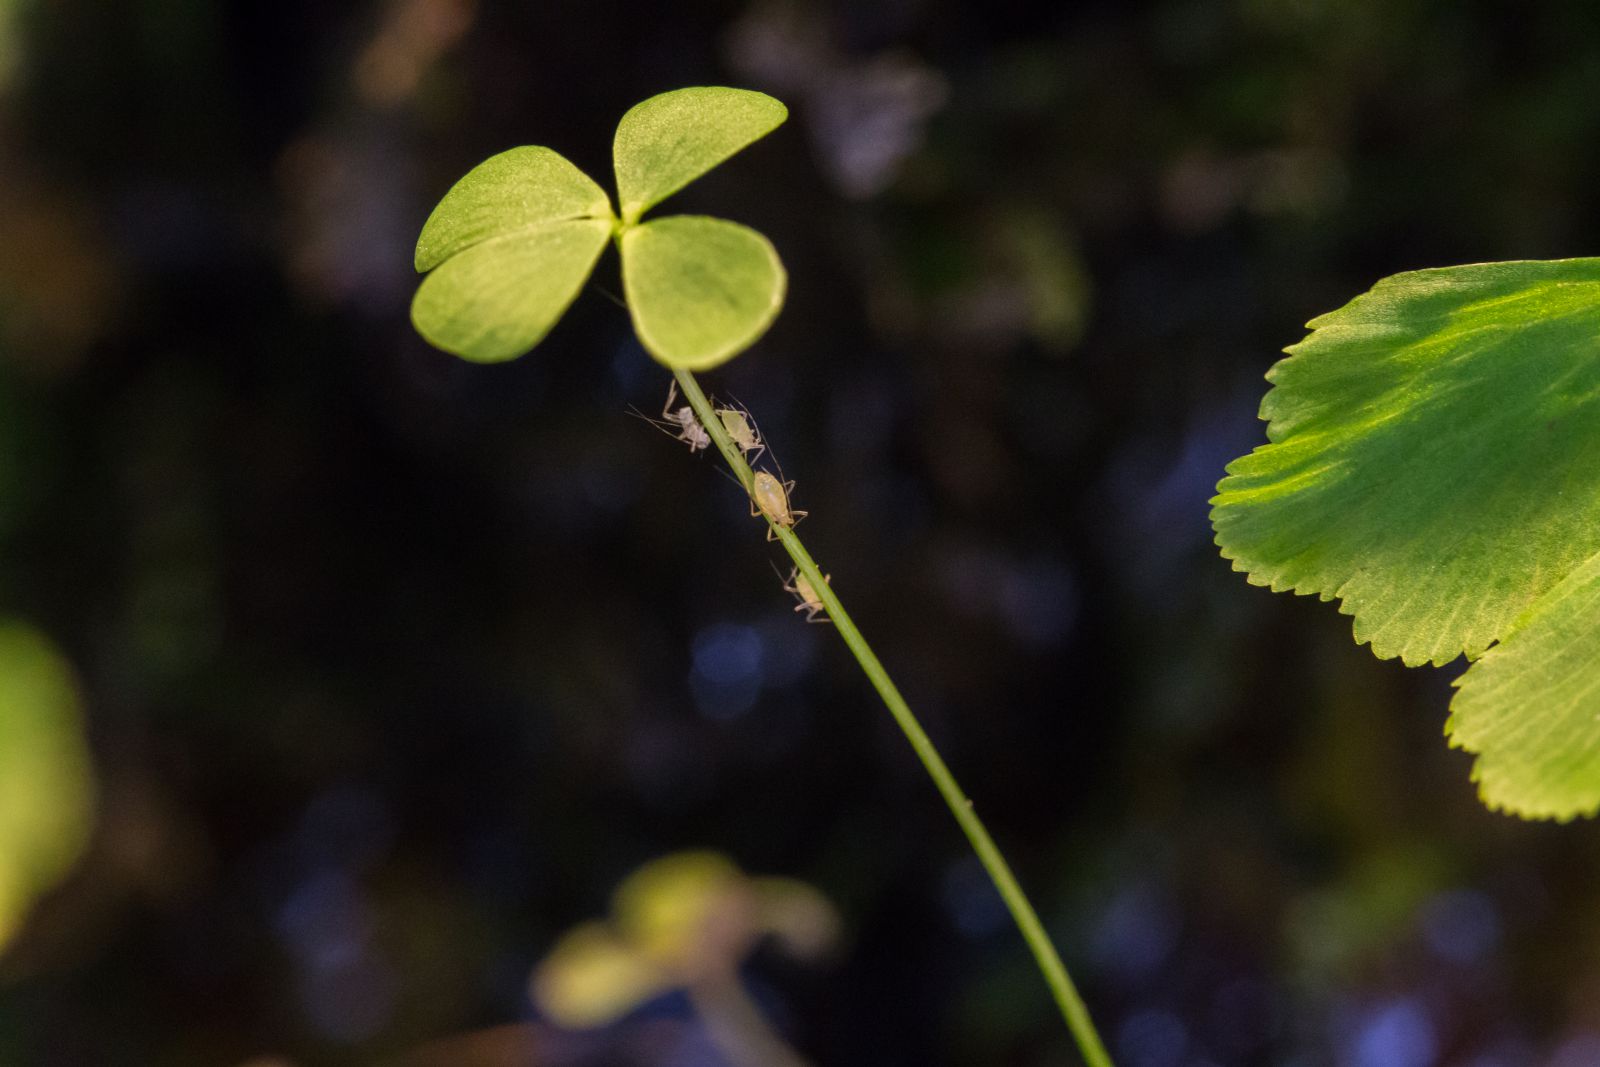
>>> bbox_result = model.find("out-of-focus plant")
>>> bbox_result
[0,620,94,954]
[410,87,1114,1064]
[1213,259,1600,821]
[0,0,26,90]
[532,851,835,1067]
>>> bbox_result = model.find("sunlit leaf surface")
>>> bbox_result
[0,621,93,952]
[1449,548,1600,820]
[1214,258,1600,819]
[621,215,785,371]
[612,87,787,224]
[1212,259,1600,668]
[414,146,612,271]
[411,218,612,363]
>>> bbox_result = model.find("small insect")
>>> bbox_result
[714,400,765,464]
[631,381,710,453]
[749,469,806,540]
[781,565,831,623]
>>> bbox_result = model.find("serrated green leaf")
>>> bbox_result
[0,621,94,952]
[414,146,612,271]
[1447,547,1600,820]
[612,87,787,224]
[1212,259,1600,667]
[411,218,612,363]
[620,215,785,371]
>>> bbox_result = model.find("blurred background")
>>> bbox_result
[4,1,1600,1065]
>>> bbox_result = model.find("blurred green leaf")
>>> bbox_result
[1449,548,1600,819]
[0,621,93,952]
[530,850,838,1028]
[611,850,743,968]
[1212,259,1600,668]
[1214,258,1600,819]
[413,147,612,272]
[411,218,612,363]
[612,87,787,224]
[531,921,669,1029]
[621,216,785,371]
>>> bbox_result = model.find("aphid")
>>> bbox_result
[749,470,807,540]
[781,565,831,623]
[715,400,765,464]
[631,381,710,453]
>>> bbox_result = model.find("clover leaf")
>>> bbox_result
[411,87,787,370]
[1212,258,1600,819]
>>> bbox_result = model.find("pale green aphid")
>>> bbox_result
[750,470,804,540]
[411,87,789,370]
[715,401,764,463]
[782,565,830,624]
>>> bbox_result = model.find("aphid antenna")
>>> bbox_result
[725,391,768,438]
[626,401,709,456]
[586,280,628,310]
[770,448,794,492]
[713,465,755,492]
[718,389,757,419]
[625,403,684,437]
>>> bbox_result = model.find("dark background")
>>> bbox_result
[4,1,1600,1065]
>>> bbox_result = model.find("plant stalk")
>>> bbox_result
[688,973,816,1067]
[671,369,1114,1067]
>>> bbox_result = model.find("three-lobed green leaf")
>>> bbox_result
[1213,258,1600,819]
[411,87,788,371]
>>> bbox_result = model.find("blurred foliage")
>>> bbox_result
[532,850,836,1029]
[0,621,93,954]
[3,1,1600,1065]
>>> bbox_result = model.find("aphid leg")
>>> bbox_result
[767,506,808,540]
[779,564,831,623]
[783,479,807,529]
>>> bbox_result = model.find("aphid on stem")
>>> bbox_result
[779,564,831,623]
[630,381,710,453]
[714,399,765,465]
[749,469,806,540]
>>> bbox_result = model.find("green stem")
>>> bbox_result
[672,369,1114,1067]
